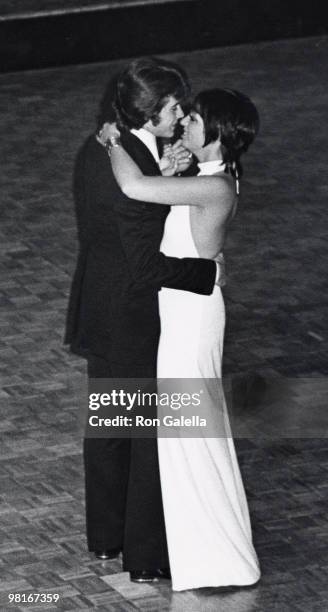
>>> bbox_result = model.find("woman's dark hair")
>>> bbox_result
[193,88,259,179]
[109,57,190,131]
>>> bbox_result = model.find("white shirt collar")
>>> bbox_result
[197,159,226,175]
[130,128,160,163]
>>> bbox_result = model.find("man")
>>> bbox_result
[65,57,222,582]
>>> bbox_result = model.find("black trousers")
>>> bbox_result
[84,354,169,571]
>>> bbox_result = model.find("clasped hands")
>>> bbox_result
[159,140,193,176]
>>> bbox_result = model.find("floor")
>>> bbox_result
[0,36,328,610]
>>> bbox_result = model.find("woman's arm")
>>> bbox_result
[110,144,233,212]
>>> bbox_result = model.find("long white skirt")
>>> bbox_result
[157,207,260,591]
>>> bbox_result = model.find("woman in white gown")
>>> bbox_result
[111,89,261,590]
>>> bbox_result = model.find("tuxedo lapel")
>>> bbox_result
[121,131,161,176]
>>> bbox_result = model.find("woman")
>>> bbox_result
[109,89,261,590]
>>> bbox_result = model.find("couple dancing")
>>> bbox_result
[65,56,260,591]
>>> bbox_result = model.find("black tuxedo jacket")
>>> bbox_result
[65,131,216,372]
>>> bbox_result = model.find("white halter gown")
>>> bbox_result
[157,164,260,591]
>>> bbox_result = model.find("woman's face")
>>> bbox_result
[181,111,205,153]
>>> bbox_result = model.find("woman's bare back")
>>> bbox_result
[190,174,237,258]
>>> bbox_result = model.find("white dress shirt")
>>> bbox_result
[131,128,160,163]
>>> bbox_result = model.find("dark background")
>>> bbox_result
[1,0,327,73]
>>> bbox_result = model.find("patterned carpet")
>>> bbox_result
[0,36,328,610]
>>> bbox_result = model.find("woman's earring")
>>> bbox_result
[232,161,240,195]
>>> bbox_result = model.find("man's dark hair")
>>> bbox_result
[109,57,190,131]
[97,74,119,130]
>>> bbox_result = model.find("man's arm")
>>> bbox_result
[113,131,218,295]
[113,194,217,295]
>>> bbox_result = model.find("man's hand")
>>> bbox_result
[159,139,193,176]
[214,253,226,287]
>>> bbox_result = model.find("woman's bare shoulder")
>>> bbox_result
[203,173,236,210]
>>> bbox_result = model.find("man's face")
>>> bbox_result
[144,96,184,138]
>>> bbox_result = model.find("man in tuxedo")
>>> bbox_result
[65,57,222,582]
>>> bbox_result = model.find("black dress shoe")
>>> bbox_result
[130,568,171,583]
[94,548,121,560]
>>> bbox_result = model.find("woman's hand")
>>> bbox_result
[97,122,120,147]
[159,147,178,176]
